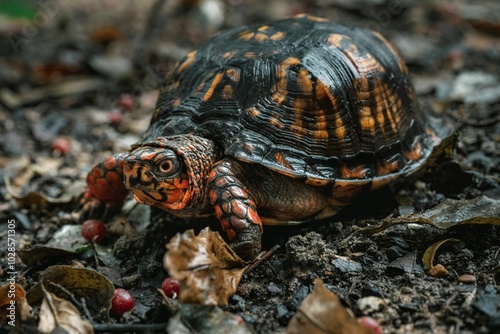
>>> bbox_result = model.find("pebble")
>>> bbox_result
[88,54,133,78]
[331,257,363,273]
[267,282,282,295]
[356,296,387,314]
[458,274,476,284]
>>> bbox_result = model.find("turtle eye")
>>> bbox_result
[156,158,180,176]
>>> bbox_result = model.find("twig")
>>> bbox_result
[93,322,169,333]
[244,244,281,274]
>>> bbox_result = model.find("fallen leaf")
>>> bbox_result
[163,228,249,307]
[18,245,77,267]
[167,303,253,334]
[422,238,460,278]
[357,196,500,234]
[38,283,94,334]
[386,251,425,276]
[285,278,372,334]
[0,283,32,326]
[26,265,114,319]
[5,176,76,208]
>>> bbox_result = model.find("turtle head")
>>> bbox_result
[123,145,190,210]
[123,135,218,213]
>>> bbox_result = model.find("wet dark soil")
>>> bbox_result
[1,1,499,333]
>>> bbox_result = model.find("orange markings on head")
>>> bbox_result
[258,25,270,31]
[140,151,157,161]
[173,177,189,189]
[177,50,197,73]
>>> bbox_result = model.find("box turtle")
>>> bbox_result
[81,14,453,260]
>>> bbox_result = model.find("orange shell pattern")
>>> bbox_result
[144,15,444,187]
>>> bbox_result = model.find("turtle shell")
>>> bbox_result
[142,14,450,188]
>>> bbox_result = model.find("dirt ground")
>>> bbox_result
[1,0,499,333]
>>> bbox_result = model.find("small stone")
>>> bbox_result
[458,274,476,284]
[287,285,309,309]
[267,282,282,295]
[332,257,363,273]
[89,55,133,78]
[356,296,387,315]
[386,246,405,262]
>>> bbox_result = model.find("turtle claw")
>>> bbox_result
[229,223,262,261]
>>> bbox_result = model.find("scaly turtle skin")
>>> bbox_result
[81,14,452,260]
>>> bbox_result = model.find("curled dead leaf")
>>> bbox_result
[38,283,94,334]
[0,283,32,326]
[18,245,77,267]
[285,279,372,334]
[26,265,114,318]
[163,228,249,307]
[357,196,500,235]
[422,238,459,278]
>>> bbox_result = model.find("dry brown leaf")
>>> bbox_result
[38,283,94,334]
[422,238,460,278]
[18,245,77,267]
[26,265,114,318]
[357,196,500,234]
[286,279,372,334]
[5,176,75,208]
[0,283,32,326]
[163,228,249,306]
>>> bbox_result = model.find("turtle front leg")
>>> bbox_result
[80,153,129,220]
[207,159,263,261]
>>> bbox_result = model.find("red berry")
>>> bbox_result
[358,316,383,334]
[109,110,124,125]
[81,220,106,244]
[118,94,134,111]
[161,277,180,297]
[51,137,71,155]
[110,288,134,316]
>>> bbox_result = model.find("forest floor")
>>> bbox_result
[0,0,499,333]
